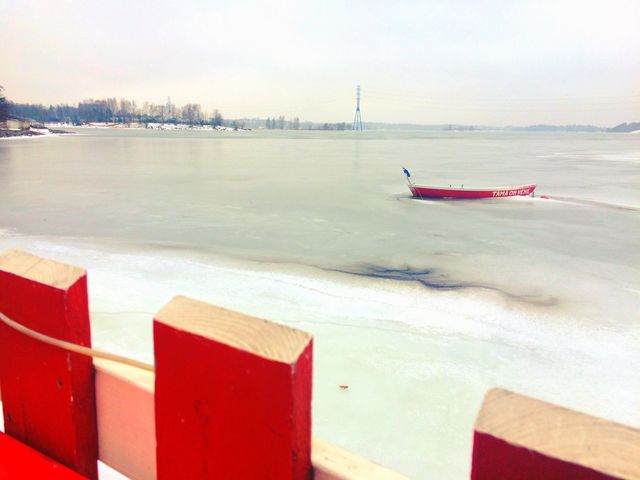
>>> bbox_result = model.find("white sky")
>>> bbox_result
[1,0,639,125]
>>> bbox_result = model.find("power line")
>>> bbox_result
[366,89,640,105]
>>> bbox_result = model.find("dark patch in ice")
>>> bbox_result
[330,265,461,290]
[326,263,558,307]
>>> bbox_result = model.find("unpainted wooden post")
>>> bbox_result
[0,249,98,479]
[312,437,411,480]
[94,359,156,480]
[154,295,313,480]
[471,388,640,480]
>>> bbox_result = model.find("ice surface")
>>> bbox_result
[0,129,638,479]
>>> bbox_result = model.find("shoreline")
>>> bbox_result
[50,122,249,132]
[0,127,74,139]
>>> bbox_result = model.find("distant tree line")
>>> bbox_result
[265,116,301,129]
[3,87,358,130]
[262,116,350,130]
[0,86,9,122]
[318,122,349,130]
[8,96,225,126]
[607,122,640,133]
[509,124,603,132]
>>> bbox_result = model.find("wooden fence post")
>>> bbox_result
[0,249,98,479]
[471,388,640,480]
[154,295,313,480]
[94,359,156,480]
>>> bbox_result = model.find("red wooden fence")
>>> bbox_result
[0,249,639,479]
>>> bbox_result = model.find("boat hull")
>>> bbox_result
[409,184,536,199]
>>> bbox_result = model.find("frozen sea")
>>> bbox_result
[1,128,639,478]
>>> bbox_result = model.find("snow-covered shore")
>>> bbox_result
[48,122,249,132]
[0,127,74,139]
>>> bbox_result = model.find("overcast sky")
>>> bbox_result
[2,0,639,125]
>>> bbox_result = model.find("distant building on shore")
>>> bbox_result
[3,117,31,131]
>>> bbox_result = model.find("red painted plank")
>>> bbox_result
[154,296,313,480]
[471,431,621,480]
[471,388,640,480]
[0,250,98,479]
[0,432,88,480]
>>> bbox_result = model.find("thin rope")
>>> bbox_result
[0,311,154,372]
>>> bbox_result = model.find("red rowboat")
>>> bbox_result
[402,167,535,199]
[408,183,536,199]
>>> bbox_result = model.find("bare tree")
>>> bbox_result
[0,86,9,122]
[211,109,223,126]
[6,93,226,127]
